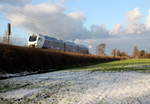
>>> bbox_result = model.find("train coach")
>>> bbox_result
[28,34,89,54]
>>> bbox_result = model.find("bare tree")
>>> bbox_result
[111,48,117,57]
[132,46,140,58]
[96,43,106,56]
[116,50,121,57]
[112,49,129,58]
[139,50,146,57]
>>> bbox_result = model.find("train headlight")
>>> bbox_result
[35,43,38,47]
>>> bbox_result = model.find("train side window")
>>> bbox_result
[38,37,42,41]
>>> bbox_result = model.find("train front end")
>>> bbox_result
[28,34,45,48]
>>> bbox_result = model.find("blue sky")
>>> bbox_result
[1,0,150,33]
[32,0,150,28]
[0,0,150,54]
[64,0,150,28]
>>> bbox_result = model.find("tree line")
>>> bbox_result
[96,43,150,58]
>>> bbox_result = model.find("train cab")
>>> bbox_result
[28,34,45,48]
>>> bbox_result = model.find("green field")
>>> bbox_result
[70,59,150,72]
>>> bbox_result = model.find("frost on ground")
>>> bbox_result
[1,71,150,104]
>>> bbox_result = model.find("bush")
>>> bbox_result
[0,43,121,73]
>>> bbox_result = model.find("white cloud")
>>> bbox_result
[68,12,85,21]
[111,24,124,35]
[76,33,150,54]
[78,8,150,54]
[0,2,109,40]
[0,0,31,6]
[90,25,109,38]
[125,8,146,34]
[127,8,142,24]
[146,10,150,30]
[111,8,147,35]
[0,1,150,54]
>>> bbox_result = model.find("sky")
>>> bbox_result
[0,0,150,54]
[65,0,150,28]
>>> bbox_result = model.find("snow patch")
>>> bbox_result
[0,88,42,99]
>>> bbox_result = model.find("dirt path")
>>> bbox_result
[1,71,150,104]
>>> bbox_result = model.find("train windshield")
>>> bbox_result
[29,35,37,42]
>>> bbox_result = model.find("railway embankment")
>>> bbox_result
[0,43,121,75]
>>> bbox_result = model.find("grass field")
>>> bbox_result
[70,59,150,72]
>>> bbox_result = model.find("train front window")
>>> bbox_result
[29,35,37,42]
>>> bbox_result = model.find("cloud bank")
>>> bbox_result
[0,0,150,54]
[0,0,31,6]
[0,2,109,40]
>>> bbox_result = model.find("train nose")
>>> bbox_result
[29,43,38,48]
[29,44,35,48]
[30,44,38,48]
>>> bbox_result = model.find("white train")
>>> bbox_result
[28,34,89,54]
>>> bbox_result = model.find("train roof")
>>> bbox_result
[66,41,88,49]
[44,36,57,41]
[34,34,88,48]
[38,34,64,42]
[79,45,88,49]
[65,41,76,45]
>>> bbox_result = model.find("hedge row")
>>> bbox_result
[0,43,121,73]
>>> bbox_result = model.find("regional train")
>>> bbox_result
[28,34,89,54]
